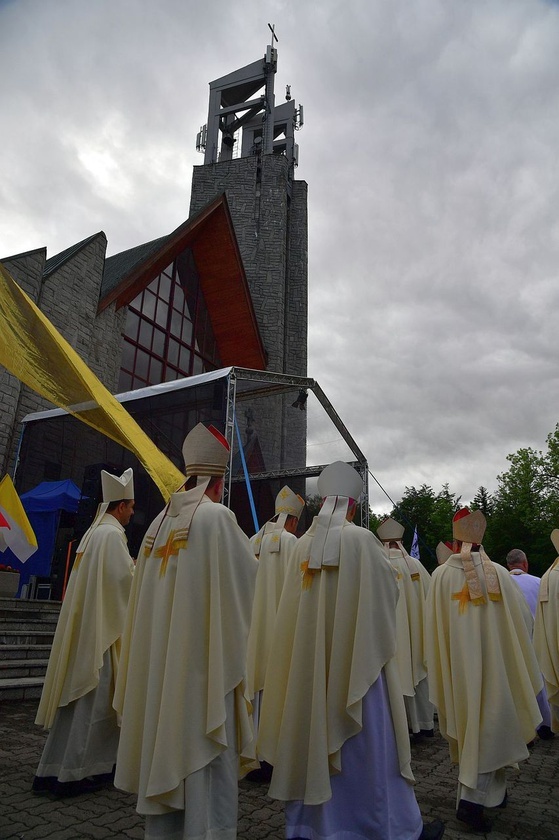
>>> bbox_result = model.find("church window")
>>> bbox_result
[118,249,221,391]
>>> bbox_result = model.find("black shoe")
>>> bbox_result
[411,729,435,744]
[456,800,492,833]
[419,818,445,839]
[52,775,112,797]
[538,724,555,740]
[245,761,273,784]
[32,776,57,795]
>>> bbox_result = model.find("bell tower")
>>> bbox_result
[189,34,307,378]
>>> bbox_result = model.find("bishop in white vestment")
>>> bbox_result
[114,424,257,840]
[534,529,559,735]
[377,517,434,738]
[258,462,444,840]
[425,509,542,833]
[34,469,135,795]
[247,485,305,702]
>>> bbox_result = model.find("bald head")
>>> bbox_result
[506,549,528,572]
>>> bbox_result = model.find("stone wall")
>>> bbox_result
[190,154,309,477]
[0,235,127,479]
[0,250,46,477]
[190,155,308,376]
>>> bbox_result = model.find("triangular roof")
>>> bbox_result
[0,246,46,263]
[44,232,106,278]
[101,236,168,300]
[99,194,267,370]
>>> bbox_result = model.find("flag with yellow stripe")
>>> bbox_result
[0,261,184,501]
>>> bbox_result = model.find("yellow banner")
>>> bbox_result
[0,261,184,501]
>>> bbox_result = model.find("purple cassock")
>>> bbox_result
[285,673,424,840]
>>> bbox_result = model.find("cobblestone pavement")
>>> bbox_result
[0,700,557,840]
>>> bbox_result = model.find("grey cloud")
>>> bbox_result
[2,0,559,518]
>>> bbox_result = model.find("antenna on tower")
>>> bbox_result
[196,124,207,153]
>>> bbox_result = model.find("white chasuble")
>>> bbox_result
[258,518,414,805]
[114,495,257,815]
[534,562,559,732]
[36,515,134,729]
[426,553,542,790]
[246,529,297,699]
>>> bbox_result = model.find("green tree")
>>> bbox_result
[488,443,556,575]
[470,486,495,517]
[389,484,461,572]
[305,494,322,521]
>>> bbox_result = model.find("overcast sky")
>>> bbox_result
[2,0,559,513]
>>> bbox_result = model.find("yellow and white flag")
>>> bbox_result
[0,474,38,562]
[0,261,184,501]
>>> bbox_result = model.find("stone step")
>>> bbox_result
[0,659,48,679]
[0,618,60,632]
[0,629,55,646]
[0,597,61,613]
[0,676,44,701]
[0,604,60,617]
[0,600,60,699]
[0,606,60,623]
[0,644,51,661]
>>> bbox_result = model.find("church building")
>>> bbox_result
[0,45,307,487]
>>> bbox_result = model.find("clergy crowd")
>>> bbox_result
[31,422,559,840]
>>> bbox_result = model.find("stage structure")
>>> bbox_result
[15,367,367,580]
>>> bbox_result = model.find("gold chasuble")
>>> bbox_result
[258,518,413,805]
[114,495,257,814]
[426,553,542,789]
[36,515,134,729]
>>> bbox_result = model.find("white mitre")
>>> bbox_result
[253,486,305,555]
[276,485,305,518]
[75,468,135,557]
[376,516,419,574]
[452,508,486,544]
[376,517,405,544]
[161,423,231,530]
[309,461,363,570]
[452,508,500,603]
[182,422,230,481]
[436,541,453,565]
[101,467,134,501]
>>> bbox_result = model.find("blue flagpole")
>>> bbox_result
[233,413,259,534]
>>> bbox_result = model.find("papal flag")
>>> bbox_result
[0,261,184,501]
[0,474,38,562]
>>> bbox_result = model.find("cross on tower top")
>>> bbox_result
[268,23,279,47]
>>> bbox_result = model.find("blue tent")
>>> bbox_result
[5,480,82,597]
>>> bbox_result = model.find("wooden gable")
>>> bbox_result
[98,195,267,370]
